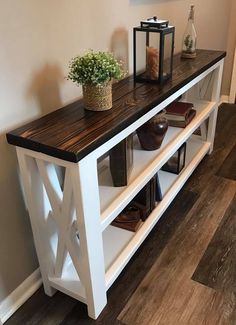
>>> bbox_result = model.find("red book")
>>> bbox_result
[166,102,194,121]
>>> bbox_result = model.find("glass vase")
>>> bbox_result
[181,5,197,58]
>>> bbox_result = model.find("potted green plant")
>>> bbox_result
[68,51,123,111]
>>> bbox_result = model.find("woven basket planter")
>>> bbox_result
[82,82,112,111]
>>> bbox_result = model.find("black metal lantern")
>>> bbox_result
[133,16,175,84]
[161,142,186,174]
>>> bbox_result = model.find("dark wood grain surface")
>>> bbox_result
[192,192,236,292]
[6,50,226,162]
[216,142,236,180]
[5,104,236,325]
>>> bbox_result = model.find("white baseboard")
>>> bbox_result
[220,95,229,105]
[0,268,42,324]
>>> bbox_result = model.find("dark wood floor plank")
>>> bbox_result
[216,142,236,180]
[192,192,236,292]
[118,177,236,325]
[5,288,77,325]
[59,303,94,325]
[60,302,125,325]
[214,104,236,151]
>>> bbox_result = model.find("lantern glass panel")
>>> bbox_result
[135,31,147,76]
[163,32,173,79]
[179,144,186,169]
[135,30,161,81]
[161,143,186,174]
[146,32,160,81]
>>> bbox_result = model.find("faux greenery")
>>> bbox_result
[184,34,194,52]
[68,51,123,86]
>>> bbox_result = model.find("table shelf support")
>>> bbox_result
[17,148,107,319]
[70,157,107,319]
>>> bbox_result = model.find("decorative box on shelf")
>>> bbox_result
[109,134,134,187]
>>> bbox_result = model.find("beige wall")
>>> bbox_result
[0,1,49,302]
[222,0,236,95]
[0,0,233,304]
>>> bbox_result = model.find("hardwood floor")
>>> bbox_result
[118,176,236,325]
[192,192,236,292]
[5,104,236,325]
[216,143,236,180]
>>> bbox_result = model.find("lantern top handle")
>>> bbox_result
[140,16,169,29]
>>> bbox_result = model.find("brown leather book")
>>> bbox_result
[167,109,196,128]
[166,102,194,121]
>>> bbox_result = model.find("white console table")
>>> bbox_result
[7,50,225,319]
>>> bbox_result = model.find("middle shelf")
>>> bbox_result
[99,99,215,230]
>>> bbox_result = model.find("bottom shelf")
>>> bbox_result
[104,136,211,289]
[48,271,86,303]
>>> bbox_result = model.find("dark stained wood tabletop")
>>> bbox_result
[6,50,226,162]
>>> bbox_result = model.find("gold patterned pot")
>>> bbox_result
[82,82,112,111]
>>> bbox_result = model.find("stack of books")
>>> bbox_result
[165,101,196,127]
